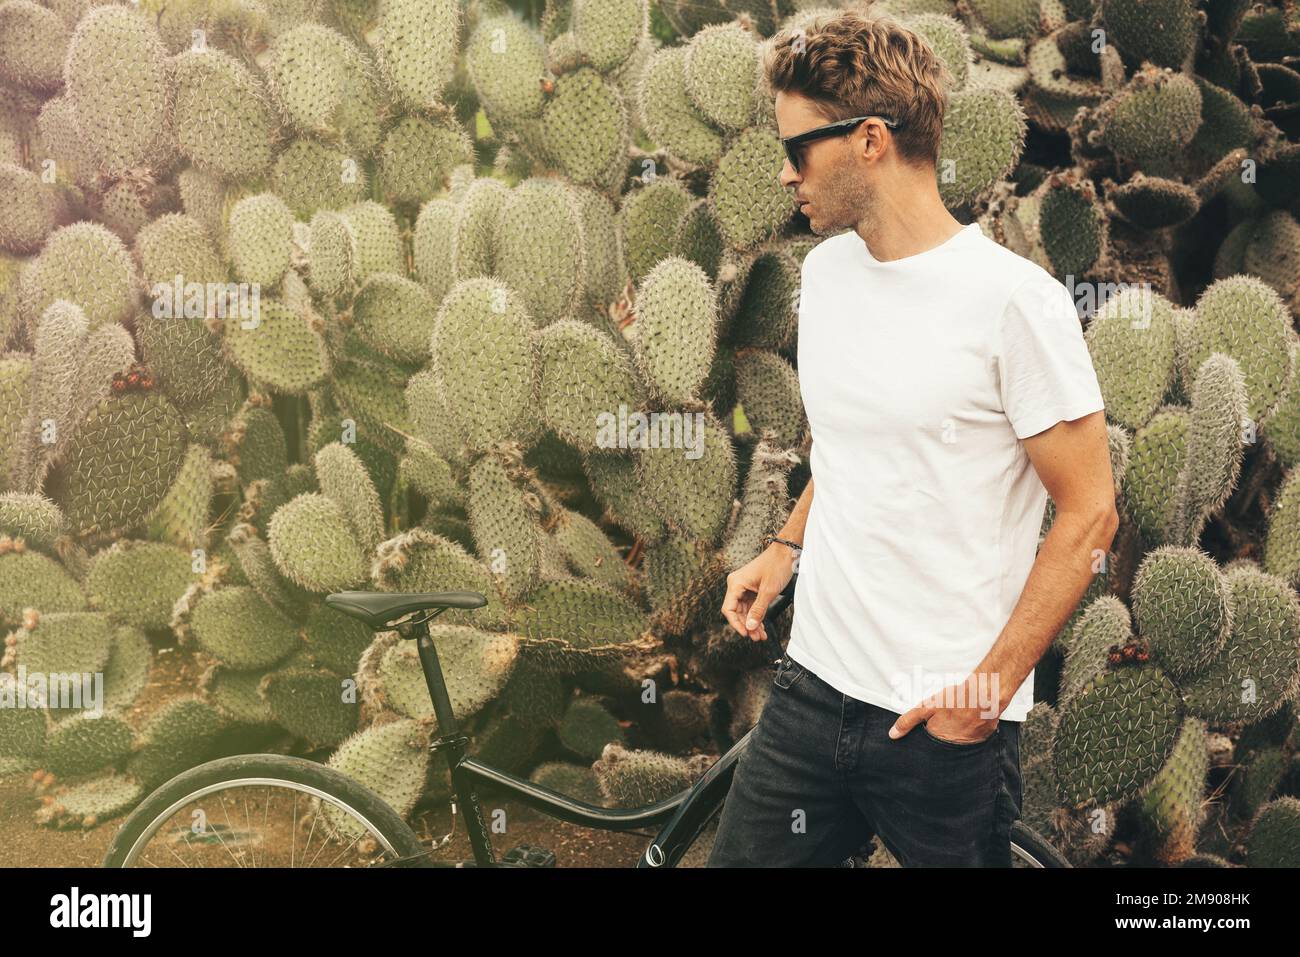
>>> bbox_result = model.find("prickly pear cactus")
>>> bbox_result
[0,0,1297,869]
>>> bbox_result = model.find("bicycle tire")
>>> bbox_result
[102,753,428,867]
[1009,820,1071,868]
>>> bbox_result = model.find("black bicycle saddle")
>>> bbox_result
[324,591,487,629]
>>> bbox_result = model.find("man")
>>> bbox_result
[709,11,1119,867]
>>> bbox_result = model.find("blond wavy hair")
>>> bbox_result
[762,10,952,166]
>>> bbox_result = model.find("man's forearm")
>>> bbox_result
[975,508,1119,715]
[778,476,814,546]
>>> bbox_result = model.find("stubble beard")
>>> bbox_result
[806,161,878,238]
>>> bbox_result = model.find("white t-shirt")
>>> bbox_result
[786,222,1105,723]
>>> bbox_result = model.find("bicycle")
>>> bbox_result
[102,575,1070,868]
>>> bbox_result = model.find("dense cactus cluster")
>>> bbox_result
[0,0,1299,869]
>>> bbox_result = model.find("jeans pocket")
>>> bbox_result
[921,721,999,751]
[773,656,807,690]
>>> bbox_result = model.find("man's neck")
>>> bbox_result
[853,178,964,263]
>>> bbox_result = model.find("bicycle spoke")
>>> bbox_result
[214,795,245,868]
[324,830,365,868]
[164,842,190,868]
[243,791,254,868]
[303,810,330,868]
[111,769,418,868]
[260,786,272,868]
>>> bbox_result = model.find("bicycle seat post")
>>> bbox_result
[400,614,463,753]
[400,613,496,865]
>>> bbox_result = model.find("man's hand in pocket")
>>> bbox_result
[888,674,1001,742]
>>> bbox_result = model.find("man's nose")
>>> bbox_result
[778,157,800,189]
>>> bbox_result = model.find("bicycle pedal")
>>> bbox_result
[500,844,556,868]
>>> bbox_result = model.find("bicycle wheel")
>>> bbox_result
[102,753,428,868]
[1009,821,1071,868]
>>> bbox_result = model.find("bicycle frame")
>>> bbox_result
[402,575,796,867]
[406,615,756,867]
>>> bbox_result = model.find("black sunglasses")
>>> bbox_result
[780,115,901,172]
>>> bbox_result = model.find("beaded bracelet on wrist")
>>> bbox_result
[763,535,802,552]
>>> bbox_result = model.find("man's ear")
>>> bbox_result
[858,121,887,164]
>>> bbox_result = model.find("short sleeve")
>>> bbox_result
[994,274,1105,440]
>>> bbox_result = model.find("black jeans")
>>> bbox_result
[708,653,1023,867]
